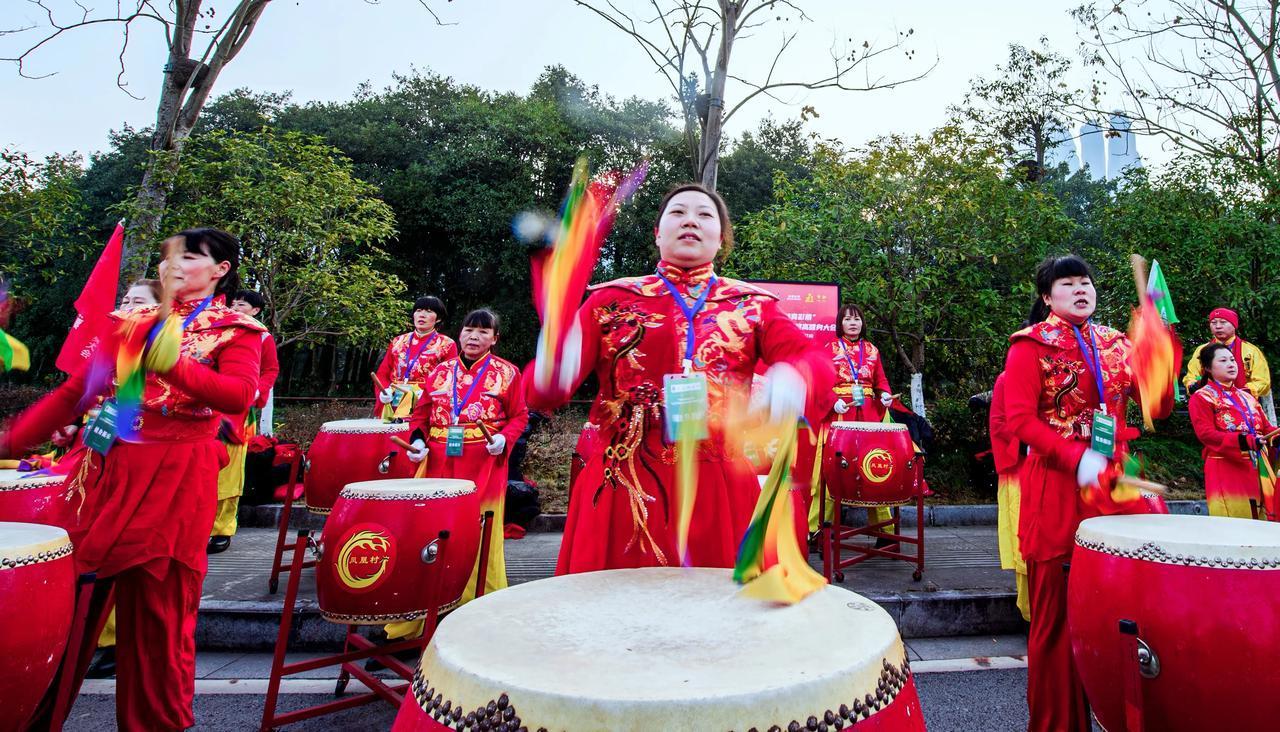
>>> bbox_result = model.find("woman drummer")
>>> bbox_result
[1,227,265,729]
[528,182,835,573]
[1189,342,1278,519]
[372,295,458,418]
[810,303,897,537]
[387,308,528,639]
[1002,254,1157,732]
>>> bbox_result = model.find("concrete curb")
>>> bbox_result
[238,501,1210,532]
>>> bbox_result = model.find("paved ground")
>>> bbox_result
[69,636,1037,731]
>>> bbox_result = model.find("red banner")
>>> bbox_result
[746,280,841,342]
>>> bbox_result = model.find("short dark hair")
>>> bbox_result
[460,308,500,335]
[838,303,865,338]
[232,290,265,311]
[1192,342,1235,394]
[653,182,735,257]
[172,228,241,296]
[413,295,447,322]
[1027,255,1096,324]
[131,279,163,304]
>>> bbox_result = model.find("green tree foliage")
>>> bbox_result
[732,126,1074,395]
[149,129,404,349]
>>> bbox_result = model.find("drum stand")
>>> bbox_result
[820,477,926,583]
[266,448,308,594]
[259,511,495,731]
[27,573,116,731]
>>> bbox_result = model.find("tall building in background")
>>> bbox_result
[1079,120,1107,180]
[1106,112,1143,178]
[1045,124,1082,173]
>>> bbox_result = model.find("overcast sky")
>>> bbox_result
[0,0,1173,168]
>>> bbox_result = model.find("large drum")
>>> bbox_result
[316,479,482,624]
[1069,515,1280,732]
[0,522,76,732]
[304,419,414,515]
[822,422,919,505]
[0,470,77,531]
[392,567,926,731]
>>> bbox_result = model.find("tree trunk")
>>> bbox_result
[698,2,738,189]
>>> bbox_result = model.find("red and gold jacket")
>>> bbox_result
[409,352,528,450]
[1189,381,1276,462]
[1002,312,1134,475]
[4,298,264,453]
[372,330,458,401]
[530,260,835,460]
[827,336,891,402]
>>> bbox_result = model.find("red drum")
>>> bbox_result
[0,470,78,531]
[392,568,925,731]
[0,522,75,732]
[316,479,482,624]
[822,422,919,505]
[304,419,414,515]
[1069,515,1280,732]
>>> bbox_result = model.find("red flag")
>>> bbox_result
[56,222,124,374]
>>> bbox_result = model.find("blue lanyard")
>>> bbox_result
[1071,322,1107,411]
[451,355,493,423]
[1210,383,1258,439]
[657,271,717,370]
[145,295,213,348]
[400,331,437,381]
[839,338,866,381]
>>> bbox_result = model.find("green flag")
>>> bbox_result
[1146,260,1179,325]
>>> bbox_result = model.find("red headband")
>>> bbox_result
[1208,307,1239,330]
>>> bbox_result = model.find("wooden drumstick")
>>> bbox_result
[1116,474,1169,496]
[371,372,386,392]
[1262,427,1280,442]
[389,435,414,451]
[475,419,497,446]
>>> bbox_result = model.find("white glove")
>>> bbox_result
[1075,449,1108,488]
[763,362,806,424]
[880,392,894,407]
[833,399,850,415]
[378,387,396,405]
[406,439,429,463]
[486,433,507,456]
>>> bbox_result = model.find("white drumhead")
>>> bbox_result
[1076,515,1280,568]
[829,421,908,433]
[416,567,912,730]
[0,521,72,566]
[320,419,409,435]
[0,469,65,490]
[339,478,475,500]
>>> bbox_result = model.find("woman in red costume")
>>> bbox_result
[1003,254,1153,732]
[529,183,835,573]
[809,304,897,533]
[1189,342,1277,519]
[372,296,457,417]
[1,228,264,730]
[403,308,528,605]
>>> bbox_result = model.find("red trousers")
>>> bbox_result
[1026,557,1090,732]
[113,558,203,731]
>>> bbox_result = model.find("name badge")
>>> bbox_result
[446,424,466,457]
[663,372,709,443]
[84,399,121,455]
[1090,410,1116,459]
[850,384,865,407]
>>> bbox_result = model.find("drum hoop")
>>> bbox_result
[0,538,73,570]
[305,504,331,516]
[337,485,476,501]
[1076,536,1280,570]
[828,422,908,433]
[838,500,913,508]
[408,652,914,728]
[0,474,66,490]
[321,597,460,625]
[320,421,410,435]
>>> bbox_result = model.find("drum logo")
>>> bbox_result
[335,525,396,592]
[861,448,895,483]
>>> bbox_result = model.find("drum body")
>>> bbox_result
[1069,515,1280,732]
[0,470,77,531]
[0,522,75,732]
[304,419,413,515]
[392,567,926,731]
[316,479,482,624]
[822,422,918,505]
